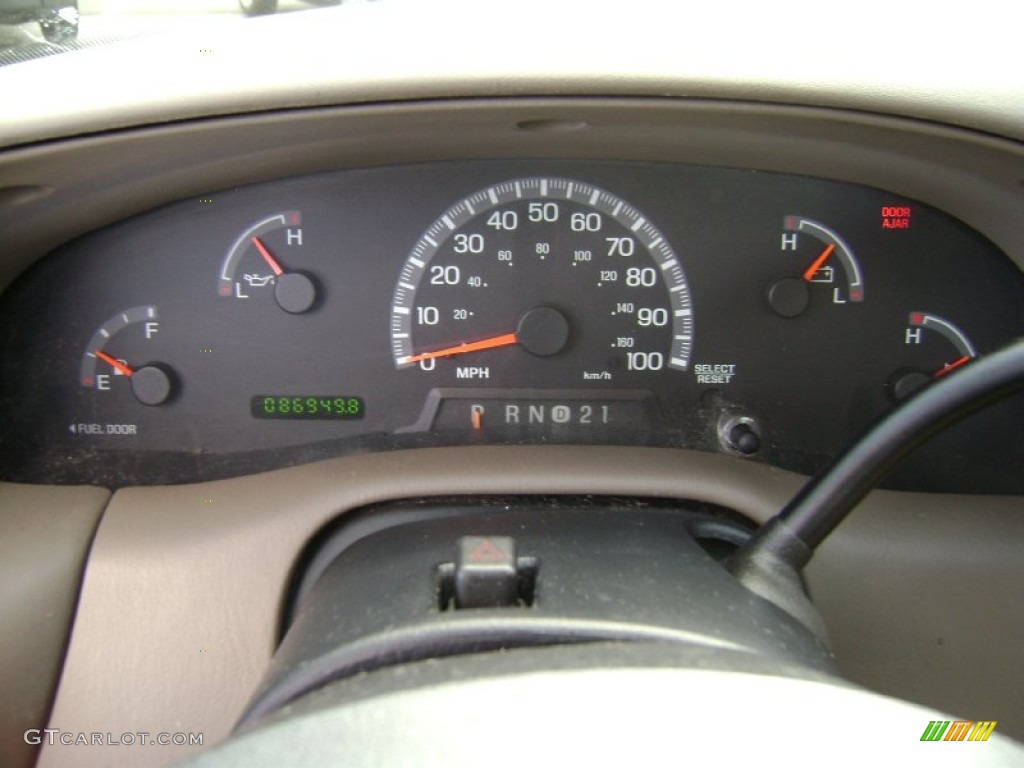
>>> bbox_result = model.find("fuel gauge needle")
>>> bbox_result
[94,350,133,377]
[251,236,284,276]
[404,333,518,364]
[802,243,836,282]
[933,355,972,378]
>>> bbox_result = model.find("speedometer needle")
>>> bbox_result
[94,349,133,377]
[251,236,284,276]
[802,243,835,282]
[404,333,518,364]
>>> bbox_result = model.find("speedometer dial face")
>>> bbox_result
[390,178,693,386]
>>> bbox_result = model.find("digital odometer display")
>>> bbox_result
[251,395,364,420]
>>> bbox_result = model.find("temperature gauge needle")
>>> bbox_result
[94,350,133,377]
[802,243,836,282]
[934,355,972,378]
[251,236,284,276]
[405,333,518,364]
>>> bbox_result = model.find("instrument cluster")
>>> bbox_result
[1,160,1021,491]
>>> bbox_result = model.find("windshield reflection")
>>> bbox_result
[0,0,341,66]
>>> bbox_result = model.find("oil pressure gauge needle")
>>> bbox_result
[94,349,133,377]
[802,243,835,282]
[250,236,317,314]
[251,236,284,276]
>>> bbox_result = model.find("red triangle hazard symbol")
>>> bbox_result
[468,539,506,562]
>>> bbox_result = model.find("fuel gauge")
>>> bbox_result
[888,311,977,401]
[79,306,177,406]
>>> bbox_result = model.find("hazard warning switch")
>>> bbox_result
[439,536,537,610]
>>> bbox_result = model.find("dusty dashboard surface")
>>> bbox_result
[1,160,1022,491]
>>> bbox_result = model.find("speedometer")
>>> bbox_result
[390,178,693,388]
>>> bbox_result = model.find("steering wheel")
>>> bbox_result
[179,339,1024,766]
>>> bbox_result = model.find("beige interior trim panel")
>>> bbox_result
[0,483,108,768]
[37,447,1024,766]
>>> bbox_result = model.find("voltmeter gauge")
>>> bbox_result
[79,306,176,406]
[888,312,978,401]
[766,216,865,318]
[218,211,318,314]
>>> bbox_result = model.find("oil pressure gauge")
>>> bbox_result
[218,211,318,314]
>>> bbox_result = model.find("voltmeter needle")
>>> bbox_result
[802,243,836,282]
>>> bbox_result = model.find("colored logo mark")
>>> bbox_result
[921,721,997,742]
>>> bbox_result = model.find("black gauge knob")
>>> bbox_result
[274,272,318,314]
[889,369,931,402]
[516,306,570,357]
[131,365,174,406]
[767,277,810,318]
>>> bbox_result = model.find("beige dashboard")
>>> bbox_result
[1,2,1023,765]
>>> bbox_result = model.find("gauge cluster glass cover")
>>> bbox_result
[0,160,1021,492]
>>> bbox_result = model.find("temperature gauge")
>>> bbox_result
[889,312,977,401]
[79,306,176,406]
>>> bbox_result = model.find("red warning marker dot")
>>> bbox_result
[910,313,924,325]
[468,539,507,562]
[219,284,232,296]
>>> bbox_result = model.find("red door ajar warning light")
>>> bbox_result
[881,205,912,230]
